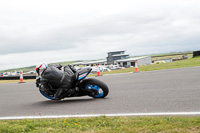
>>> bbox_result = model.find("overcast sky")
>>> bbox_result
[0,0,200,70]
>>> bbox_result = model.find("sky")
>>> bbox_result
[0,0,200,70]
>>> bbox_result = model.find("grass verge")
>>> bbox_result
[141,56,200,71]
[0,79,35,84]
[1,116,200,133]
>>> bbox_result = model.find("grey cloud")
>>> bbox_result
[0,36,77,55]
[1,0,200,71]
[1,1,200,56]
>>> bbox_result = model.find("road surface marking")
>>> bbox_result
[1,112,200,120]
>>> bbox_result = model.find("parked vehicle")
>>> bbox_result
[106,65,124,70]
[91,66,111,73]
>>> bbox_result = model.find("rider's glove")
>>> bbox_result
[36,77,41,83]
[36,82,39,87]
[36,77,41,87]
[68,65,76,73]
[57,64,63,70]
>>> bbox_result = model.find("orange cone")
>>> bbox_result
[96,64,101,76]
[134,60,139,73]
[19,71,25,83]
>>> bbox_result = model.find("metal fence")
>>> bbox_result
[0,75,36,80]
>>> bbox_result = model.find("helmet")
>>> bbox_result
[36,62,48,77]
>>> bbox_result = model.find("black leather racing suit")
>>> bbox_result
[40,64,75,99]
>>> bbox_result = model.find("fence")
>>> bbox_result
[0,75,36,80]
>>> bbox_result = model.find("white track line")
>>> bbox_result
[1,112,200,120]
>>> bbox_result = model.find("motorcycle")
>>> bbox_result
[36,67,109,100]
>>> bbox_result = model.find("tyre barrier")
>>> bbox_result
[0,75,36,80]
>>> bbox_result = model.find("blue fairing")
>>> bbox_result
[78,72,88,80]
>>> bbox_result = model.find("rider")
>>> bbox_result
[36,62,76,100]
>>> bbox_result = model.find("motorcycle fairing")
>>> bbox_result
[76,67,92,81]
[78,72,88,80]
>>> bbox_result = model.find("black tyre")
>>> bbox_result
[81,78,109,98]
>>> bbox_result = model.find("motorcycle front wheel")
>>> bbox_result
[39,87,56,100]
[81,78,109,98]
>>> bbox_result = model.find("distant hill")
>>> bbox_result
[0,61,81,73]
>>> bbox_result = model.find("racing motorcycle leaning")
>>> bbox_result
[36,66,109,100]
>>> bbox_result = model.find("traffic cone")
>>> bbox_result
[134,60,139,73]
[19,71,25,83]
[96,64,101,76]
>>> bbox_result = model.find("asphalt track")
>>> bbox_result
[0,67,200,119]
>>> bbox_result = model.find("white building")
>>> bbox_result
[115,56,152,67]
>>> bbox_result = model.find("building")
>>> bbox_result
[115,56,152,67]
[71,51,152,68]
[107,51,129,64]
[153,58,173,63]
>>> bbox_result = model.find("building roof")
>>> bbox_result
[115,56,150,62]
[112,54,129,57]
[107,50,125,53]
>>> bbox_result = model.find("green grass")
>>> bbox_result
[141,56,200,71]
[0,79,35,84]
[152,54,193,61]
[0,66,36,74]
[1,116,200,133]
[50,61,80,67]
[0,61,80,73]
[150,51,192,57]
